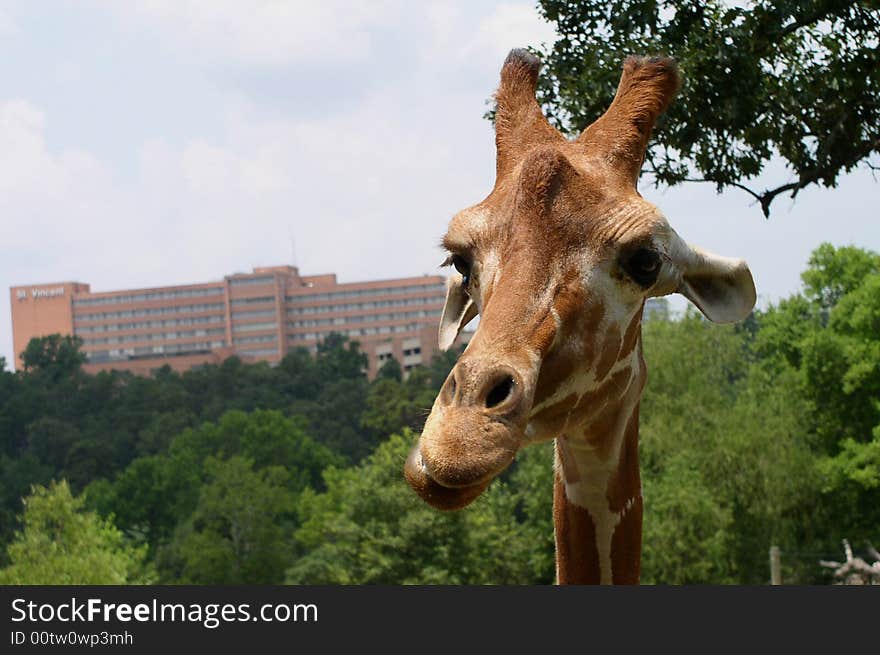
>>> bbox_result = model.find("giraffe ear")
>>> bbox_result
[438,274,478,350]
[676,246,757,323]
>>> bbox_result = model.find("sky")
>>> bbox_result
[1,1,878,370]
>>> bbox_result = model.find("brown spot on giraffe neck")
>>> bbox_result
[530,392,579,439]
[593,329,622,382]
[554,467,600,584]
[608,402,642,514]
[581,404,624,461]
[565,366,632,448]
[611,496,642,585]
[533,352,576,408]
[618,305,644,361]
[605,397,643,584]
[529,358,633,446]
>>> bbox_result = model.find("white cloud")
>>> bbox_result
[418,1,557,78]
[0,99,128,251]
[133,87,493,284]
[116,1,556,72]
[0,1,18,37]
[106,0,405,67]
[460,2,557,63]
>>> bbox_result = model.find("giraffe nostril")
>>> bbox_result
[485,375,515,409]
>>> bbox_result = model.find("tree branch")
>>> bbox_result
[778,8,834,40]
[679,177,770,215]
[674,136,880,218]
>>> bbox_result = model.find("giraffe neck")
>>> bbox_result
[552,342,645,585]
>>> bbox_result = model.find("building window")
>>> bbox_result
[231,321,278,333]
[81,327,226,346]
[237,348,277,357]
[73,287,223,307]
[285,295,444,317]
[230,296,275,306]
[75,303,225,323]
[233,334,278,345]
[231,309,276,319]
[285,282,445,305]
[85,339,224,362]
[229,276,274,287]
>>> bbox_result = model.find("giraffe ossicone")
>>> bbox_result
[403,49,756,584]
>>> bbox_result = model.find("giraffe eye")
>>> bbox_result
[623,248,661,287]
[450,254,472,286]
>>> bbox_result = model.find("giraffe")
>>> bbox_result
[403,49,756,584]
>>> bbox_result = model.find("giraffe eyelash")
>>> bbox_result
[440,254,473,284]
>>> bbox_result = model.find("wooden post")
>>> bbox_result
[770,545,782,585]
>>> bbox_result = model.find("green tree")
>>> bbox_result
[642,456,735,584]
[797,246,880,545]
[361,347,465,439]
[360,376,412,437]
[535,0,880,216]
[376,356,403,381]
[801,243,880,313]
[362,366,439,438]
[84,455,193,554]
[20,334,86,381]
[173,457,296,585]
[0,480,152,584]
[281,334,375,462]
[0,455,52,559]
[86,409,338,552]
[820,428,880,493]
[639,313,819,583]
[506,441,556,583]
[287,431,539,584]
[754,244,880,450]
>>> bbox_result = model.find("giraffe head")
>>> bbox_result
[405,50,755,510]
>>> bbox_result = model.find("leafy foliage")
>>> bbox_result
[173,456,297,584]
[534,0,880,215]
[20,334,86,381]
[0,480,152,584]
[287,431,541,584]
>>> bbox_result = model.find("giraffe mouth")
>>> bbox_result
[404,356,530,511]
[404,446,493,511]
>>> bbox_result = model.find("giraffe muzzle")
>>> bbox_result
[404,361,533,510]
[403,447,492,511]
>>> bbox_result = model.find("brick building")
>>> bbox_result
[10,266,452,377]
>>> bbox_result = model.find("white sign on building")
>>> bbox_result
[15,287,65,300]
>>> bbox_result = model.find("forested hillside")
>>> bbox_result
[1,244,877,584]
